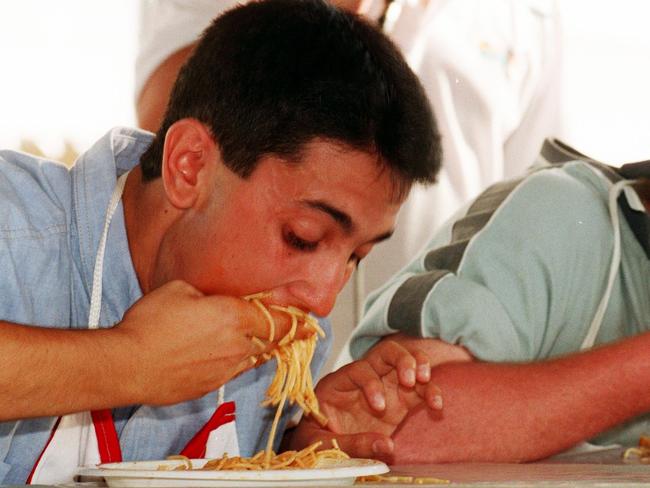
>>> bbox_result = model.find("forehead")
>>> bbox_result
[230,139,406,230]
[253,139,408,202]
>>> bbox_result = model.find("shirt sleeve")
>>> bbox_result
[350,166,616,362]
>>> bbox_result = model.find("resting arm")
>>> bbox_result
[392,332,650,463]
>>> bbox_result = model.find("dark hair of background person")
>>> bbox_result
[139,0,441,192]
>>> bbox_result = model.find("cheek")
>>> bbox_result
[197,220,287,295]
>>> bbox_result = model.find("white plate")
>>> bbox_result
[77,457,389,487]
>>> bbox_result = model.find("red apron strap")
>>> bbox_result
[26,417,62,484]
[180,401,236,459]
[91,409,122,463]
[26,410,121,484]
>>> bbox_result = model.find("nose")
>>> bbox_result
[288,258,354,318]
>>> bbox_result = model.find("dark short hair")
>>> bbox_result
[139,0,441,192]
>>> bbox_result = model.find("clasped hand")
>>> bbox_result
[288,337,444,462]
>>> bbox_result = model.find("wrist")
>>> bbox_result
[90,325,144,409]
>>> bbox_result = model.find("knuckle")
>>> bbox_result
[398,353,416,367]
[415,351,429,363]
[366,377,383,392]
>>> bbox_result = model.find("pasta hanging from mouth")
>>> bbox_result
[246,292,330,468]
[163,292,348,471]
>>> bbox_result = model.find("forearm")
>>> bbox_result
[393,332,650,463]
[0,286,304,421]
[0,321,132,421]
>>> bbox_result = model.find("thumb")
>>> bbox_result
[327,432,394,463]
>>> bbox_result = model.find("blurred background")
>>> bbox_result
[1,0,648,373]
[2,1,649,163]
[0,1,137,163]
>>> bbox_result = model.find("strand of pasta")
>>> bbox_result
[164,444,350,471]
[195,441,349,470]
[623,435,650,463]
[264,349,291,466]
[249,298,328,467]
[250,298,328,426]
[250,296,276,342]
[356,474,450,484]
[183,293,344,470]
[161,293,347,471]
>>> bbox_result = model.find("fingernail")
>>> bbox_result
[433,394,443,410]
[372,439,394,455]
[372,393,386,410]
[404,369,415,386]
[418,364,430,381]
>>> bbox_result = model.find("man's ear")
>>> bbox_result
[161,118,216,209]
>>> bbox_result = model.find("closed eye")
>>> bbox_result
[285,230,319,252]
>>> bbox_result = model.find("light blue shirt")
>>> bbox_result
[0,128,332,484]
[349,155,650,447]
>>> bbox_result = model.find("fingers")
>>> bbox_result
[236,298,292,342]
[429,384,444,410]
[328,432,395,463]
[290,419,394,463]
[413,349,431,383]
[270,307,318,342]
[348,361,388,411]
[390,333,475,366]
[416,382,444,411]
[324,361,387,412]
[222,297,325,380]
[238,298,318,345]
[364,340,412,381]
[233,348,275,378]
[365,339,431,388]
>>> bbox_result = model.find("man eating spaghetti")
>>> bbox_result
[0,0,442,483]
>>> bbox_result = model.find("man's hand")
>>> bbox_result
[0,280,312,421]
[109,280,307,407]
[288,339,443,462]
[386,333,474,366]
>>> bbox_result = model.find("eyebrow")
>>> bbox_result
[303,199,394,244]
[305,200,353,232]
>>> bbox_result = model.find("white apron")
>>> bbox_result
[28,172,239,484]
